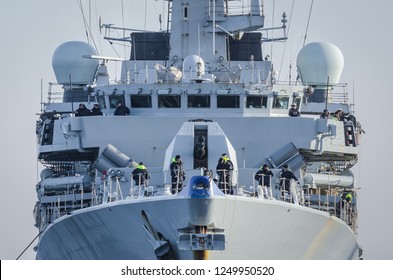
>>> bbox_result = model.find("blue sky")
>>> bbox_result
[0,0,392,260]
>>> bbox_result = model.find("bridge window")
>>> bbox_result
[272,96,289,109]
[292,97,301,109]
[130,95,152,108]
[246,95,267,108]
[109,95,124,109]
[188,95,210,108]
[158,95,181,108]
[96,96,106,109]
[217,95,240,108]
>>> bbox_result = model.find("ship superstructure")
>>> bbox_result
[33,0,362,259]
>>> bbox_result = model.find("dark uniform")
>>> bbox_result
[320,109,330,119]
[91,104,103,116]
[288,104,300,117]
[216,153,234,194]
[279,164,299,193]
[75,104,91,117]
[132,162,150,186]
[255,164,274,198]
[170,155,185,194]
[255,164,274,187]
[114,101,130,116]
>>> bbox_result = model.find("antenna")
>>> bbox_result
[159,14,162,31]
[213,1,216,55]
[40,78,43,113]
[99,16,102,34]
[352,80,356,115]
[69,74,74,114]
[325,76,329,111]
[303,0,314,47]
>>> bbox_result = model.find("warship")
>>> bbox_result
[33,0,363,259]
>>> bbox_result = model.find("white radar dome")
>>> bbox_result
[296,42,344,87]
[183,55,205,76]
[52,41,99,86]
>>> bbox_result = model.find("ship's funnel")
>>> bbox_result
[297,42,344,88]
[52,41,99,86]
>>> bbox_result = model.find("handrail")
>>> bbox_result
[38,170,356,233]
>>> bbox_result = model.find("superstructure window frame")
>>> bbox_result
[109,95,125,109]
[130,95,152,108]
[246,95,268,109]
[158,94,181,108]
[188,95,210,108]
[217,95,240,108]
[96,96,107,109]
[272,96,289,109]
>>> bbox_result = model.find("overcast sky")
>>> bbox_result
[0,0,392,260]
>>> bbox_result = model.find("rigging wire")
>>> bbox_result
[95,0,103,55]
[121,0,127,59]
[76,0,100,54]
[269,0,275,61]
[16,231,42,260]
[303,0,314,47]
[277,0,295,82]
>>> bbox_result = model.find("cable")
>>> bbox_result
[16,231,42,260]
[303,0,314,47]
[76,0,100,54]
[277,0,295,82]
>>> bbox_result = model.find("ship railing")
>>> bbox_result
[216,169,234,194]
[271,81,350,105]
[302,184,357,231]
[105,177,124,202]
[40,185,93,226]
[253,173,273,199]
[129,174,150,198]
[209,2,264,17]
[277,178,303,205]
[46,82,64,103]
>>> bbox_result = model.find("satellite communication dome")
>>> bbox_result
[183,55,205,75]
[296,42,344,87]
[52,41,99,86]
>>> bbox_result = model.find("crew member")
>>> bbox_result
[288,104,300,117]
[216,153,234,194]
[91,103,103,116]
[279,164,299,196]
[75,103,91,117]
[114,101,130,116]
[132,162,150,186]
[170,155,185,194]
[255,164,274,198]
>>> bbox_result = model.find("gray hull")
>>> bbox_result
[36,196,358,260]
